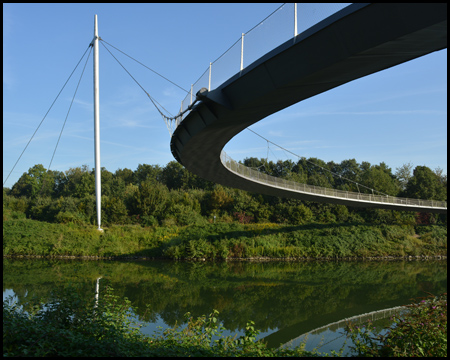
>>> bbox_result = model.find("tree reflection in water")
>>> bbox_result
[3,258,447,349]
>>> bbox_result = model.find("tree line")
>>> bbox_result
[3,157,447,227]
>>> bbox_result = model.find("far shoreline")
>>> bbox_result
[3,254,447,262]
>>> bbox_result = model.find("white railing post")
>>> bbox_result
[208,62,212,91]
[294,3,298,37]
[240,33,245,71]
[190,84,193,105]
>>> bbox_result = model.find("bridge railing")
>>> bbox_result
[280,305,408,350]
[221,151,448,209]
[178,3,351,122]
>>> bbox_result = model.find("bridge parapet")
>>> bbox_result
[177,3,351,123]
[221,151,448,212]
[279,305,408,350]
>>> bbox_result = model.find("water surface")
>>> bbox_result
[3,258,447,352]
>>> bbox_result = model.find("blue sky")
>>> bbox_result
[3,3,447,189]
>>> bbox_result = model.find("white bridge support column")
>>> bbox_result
[95,276,102,307]
[93,15,103,232]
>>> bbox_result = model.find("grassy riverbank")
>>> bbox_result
[3,216,447,260]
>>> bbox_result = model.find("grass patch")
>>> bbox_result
[3,217,447,260]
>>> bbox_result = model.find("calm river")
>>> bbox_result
[3,258,447,354]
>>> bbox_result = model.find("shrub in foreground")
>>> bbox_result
[345,292,447,357]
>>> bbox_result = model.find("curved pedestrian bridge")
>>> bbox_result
[221,151,447,213]
[170,3,447,214]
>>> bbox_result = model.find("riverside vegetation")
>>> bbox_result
[3,157,447,260]
[2,219,448,260]
[3,282,447,357]
[3,159,447,356]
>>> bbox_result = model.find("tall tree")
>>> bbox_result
[161,161,186,190]
[395,162,414,191]
[59,166,94,198]
[208,185,234,214]
[114,168,135,185]
[134,164,162,185]
[99,168,114,198]
[303,157,334,188]
[11,164,54,199]
[360,163,400,196]
[129,179,169,220]
[405,165,446,201]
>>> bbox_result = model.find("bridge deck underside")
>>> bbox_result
[170,3,447,214]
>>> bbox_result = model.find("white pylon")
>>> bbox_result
[93,15,103,232]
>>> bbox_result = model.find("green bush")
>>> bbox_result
[215,239,230,259]
[141,215,158,227]
[164,245,184,260]
[55,211,83,225]
[103,196,129,225]
[6,209,27,220]
[3,284,152,356]
[27,196,54,222]
[5,195,29,214]
[169,203,206,226]
[345,293,447,357]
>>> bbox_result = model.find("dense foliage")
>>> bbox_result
[3,218,447,259]
[3,158,447,228]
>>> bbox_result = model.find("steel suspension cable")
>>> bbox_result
[245,3,286,34]
[100,41,198,125]
[211,3,285,66]
[99,38,190,94]
[3,45,92,187]
[38,46,94,197]
[48,46,93,173]
[100,41,174,118]
[246,127,389,196]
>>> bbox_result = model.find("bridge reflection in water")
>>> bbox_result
[274,305,408,354]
